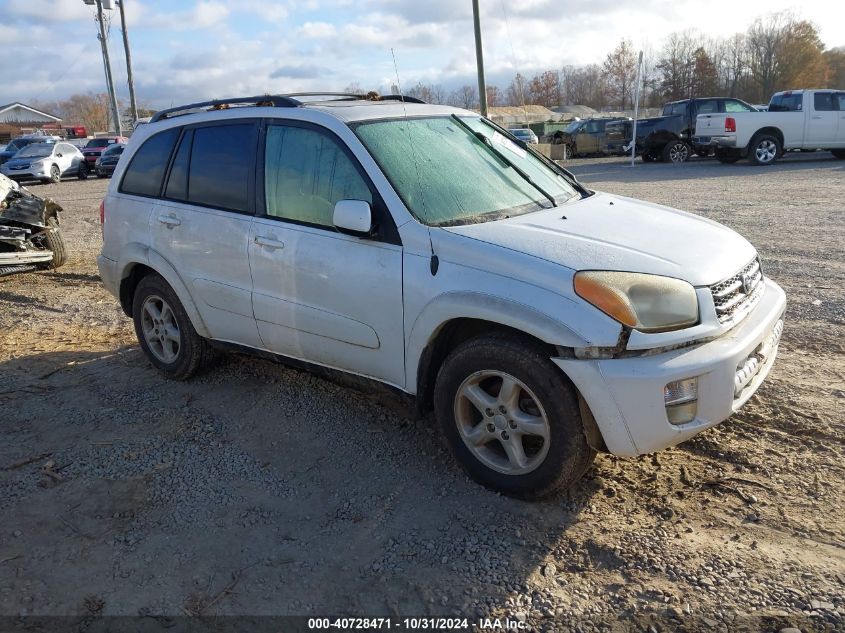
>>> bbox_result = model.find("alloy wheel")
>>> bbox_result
[140,294,181,363]
[453,370,551,475]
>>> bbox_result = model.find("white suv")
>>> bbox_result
[98,93,786,499]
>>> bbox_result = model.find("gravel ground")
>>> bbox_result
[1,152,843,631]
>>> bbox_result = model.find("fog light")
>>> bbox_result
[665,378,698,425]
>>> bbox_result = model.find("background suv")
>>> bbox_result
[98,93,785,499]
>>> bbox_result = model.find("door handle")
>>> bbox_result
[811,115,822,119]
[254,235,285,250]
[157,214,181,227]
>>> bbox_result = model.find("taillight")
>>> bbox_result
[99,199,105,237]
[725,117,736,133]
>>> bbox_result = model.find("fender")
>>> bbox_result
[404,290,594,393]
[118,245,211,338]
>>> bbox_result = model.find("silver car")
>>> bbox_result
[509,128,539,144]
[0,142,84,184]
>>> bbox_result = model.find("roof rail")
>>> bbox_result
[149,92,428,123]
[149,95,300,123]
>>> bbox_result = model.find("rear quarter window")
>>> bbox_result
[120,128,180,197]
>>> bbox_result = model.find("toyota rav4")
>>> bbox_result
[97,93,786,499]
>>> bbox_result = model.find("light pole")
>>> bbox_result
[84,0,122,135]
[117,0,138,123]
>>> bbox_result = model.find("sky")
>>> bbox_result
[1,0,842,111]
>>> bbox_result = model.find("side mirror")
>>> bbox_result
[333,200,373,237]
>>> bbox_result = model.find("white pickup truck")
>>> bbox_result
[694,89,845,165]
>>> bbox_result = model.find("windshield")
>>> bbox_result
[16,144,54,158]
[103,145,124,156]
[85,138,113,148]
[564,121,582,133]
[354,116,578,226]
[6,138,34,152]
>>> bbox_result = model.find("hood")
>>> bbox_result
[442,192,756,287]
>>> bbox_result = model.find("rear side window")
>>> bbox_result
[263,124,372,227]
[120,128,179,197]
[164,130,192,201]
[769,93,803,112]
[838,93,845,111]
[187,124,256,212]
[813,93,836,111]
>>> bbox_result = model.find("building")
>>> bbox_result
[0,102,63,143]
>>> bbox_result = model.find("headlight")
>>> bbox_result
[574,271,699,332]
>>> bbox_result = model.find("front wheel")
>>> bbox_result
[49,164,61,184]
[77,162,89,180]
[662,140,691,163]
[434,332,596,499]
[132,274,213,380]
[748,134,781,166]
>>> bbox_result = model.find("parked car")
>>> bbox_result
[0,173,66,276]
[508,128,538,144]
[694,89,845,165]
[753,104,769,112]
[79,136,128,177]
[0,134,62,166]
[552,118,631,156]
[94,143,126,177]
[627,98,758,163]
[0,141,84,184]
[98,93,785,499]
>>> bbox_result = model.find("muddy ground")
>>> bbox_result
[1,153,843,632]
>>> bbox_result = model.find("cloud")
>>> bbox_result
[5,0,92,23]
[270,64,331,79]
[144,1,230,31]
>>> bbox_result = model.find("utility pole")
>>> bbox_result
[93,0,123,135]
[117,0,138,123]
[471,0,488,118]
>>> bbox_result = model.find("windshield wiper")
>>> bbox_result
[450,114,557,208]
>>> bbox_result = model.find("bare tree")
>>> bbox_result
[603,39,637,109]
[449,85,478,109]
[527,70,561,107]
[485,85,502,107]
[506,73,528,106]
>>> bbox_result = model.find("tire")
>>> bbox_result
[77,162,89,180]
[715,149,741,164]
[434,332,596,500]
[641,150,657,163]
[748,134,781,166]
[132,273,213,381]
[49,164,61,184]
[831,149,845,159]
[34,217,67,269]
[662,140,691,163]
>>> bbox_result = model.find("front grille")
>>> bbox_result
[710,258,764,325]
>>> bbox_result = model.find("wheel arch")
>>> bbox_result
[748,126,784,148]
[117,251,210,338]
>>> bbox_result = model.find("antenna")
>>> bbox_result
[390,48,437,272]
[500,0,530,128]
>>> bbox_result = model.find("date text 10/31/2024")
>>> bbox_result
[307,617,528,630]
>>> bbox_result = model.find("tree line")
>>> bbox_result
[391,12,845,111]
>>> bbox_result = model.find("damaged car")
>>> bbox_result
[0,173,67,277]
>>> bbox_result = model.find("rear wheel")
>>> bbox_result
[48,164,61,184]
[748,134,781,166]
[662,140,691,163]
[132,274,213,380]
[434,332,596,499]
[77,162,89,180]
[641,151,658,163]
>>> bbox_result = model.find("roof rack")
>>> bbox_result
[149,92,427,123]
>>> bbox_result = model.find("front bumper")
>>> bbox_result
[555,277,786,456]
[0,164,51,181]
[693,135,737,148]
